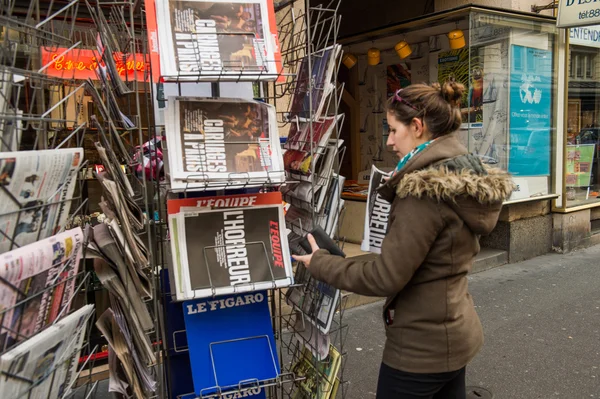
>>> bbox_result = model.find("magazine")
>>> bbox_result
[0,304,94,399]
[167,192,293,301]
[165,97,285,188]
[286,139,343,187]
[155,0,280,80]
[284,116,340,152]
[0,228,84,352]
[286,261,339,335]
[361,165,392,254]
[288,45,342,121]
[0,148,83,255]
[291,345,341,399]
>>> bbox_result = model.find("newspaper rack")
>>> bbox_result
[151,1,351,398]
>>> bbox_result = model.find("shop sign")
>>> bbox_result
[557,0,600,28]
[40,48,149,81]
[569,24,600,47]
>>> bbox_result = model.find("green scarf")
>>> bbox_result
[394,139,436,174]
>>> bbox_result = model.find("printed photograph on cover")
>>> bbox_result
[165,97,284,184]
[286,263,339,335]
[0,149,83,255]
[361,165,392,254]
[286,140,340,187]
[290,312,330,361]
[289,45,341,121]
[291,345,341,399]
[283,116,340,174]
[180,206,289,294]
[0,304,93,399]
[0,228,83,352]
[156,0,275,78]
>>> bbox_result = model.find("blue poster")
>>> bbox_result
[182,291,277,398]
[509,45,553,176]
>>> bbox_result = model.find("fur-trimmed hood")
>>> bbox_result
[396,163,515,205]
[378,134,515,235]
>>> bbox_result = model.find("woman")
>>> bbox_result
[293,81,514,398]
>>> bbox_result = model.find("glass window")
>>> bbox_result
[466,11,559,202]
[565,26,600,208]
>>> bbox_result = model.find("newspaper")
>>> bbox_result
[361,165,393,254]
[167,192,293,300]
[0,149,83,255]
[0,228,84,352]
[155,0,280,80]
[93,259,156,368]
[96,307,151,399]
[290,312,330,361]
[0,304,94,399]
[165,97,285,189]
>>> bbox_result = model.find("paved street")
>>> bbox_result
[341,245,600,398]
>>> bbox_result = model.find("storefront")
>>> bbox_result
[337,5,563,262]
[552,1,600,251]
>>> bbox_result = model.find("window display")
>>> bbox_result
[565,24,600,207]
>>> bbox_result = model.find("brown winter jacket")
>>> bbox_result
[309,133,514,374]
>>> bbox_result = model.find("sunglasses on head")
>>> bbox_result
[392,89,420,112]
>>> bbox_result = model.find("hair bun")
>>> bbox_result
[439,80,465,108]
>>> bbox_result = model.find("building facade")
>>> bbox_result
[336,0,600,263]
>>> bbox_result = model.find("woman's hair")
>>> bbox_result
[385,80,466,139]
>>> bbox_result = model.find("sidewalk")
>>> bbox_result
[340,245,600,398]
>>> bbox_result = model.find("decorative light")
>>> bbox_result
[394,41,412,59]
[367,48,381,66]
[448,28,466,50]
[342,53,357,69]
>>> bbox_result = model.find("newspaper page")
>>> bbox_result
[165,97,284,188]
[0,228,84,352]
[361,165,393,254]
[0,304,94,399]
[167,192,292,300]
[156,0,277,80]
[0,148,83,254]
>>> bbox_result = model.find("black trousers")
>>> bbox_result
[376,362,466,399]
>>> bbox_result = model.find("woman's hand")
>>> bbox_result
[291,234,320,267]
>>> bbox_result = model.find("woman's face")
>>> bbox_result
[386,112,425,158]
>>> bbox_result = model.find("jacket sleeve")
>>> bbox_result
[308,196,445,297]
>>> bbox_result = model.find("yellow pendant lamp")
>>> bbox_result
[394,40,412,59]
[342,53,358,69]
[448,27,466,50]
[367,48,381,66]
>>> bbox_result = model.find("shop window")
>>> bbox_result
[345,9,558,204]
[565,40,600,208]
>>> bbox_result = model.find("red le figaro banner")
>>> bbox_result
[40,47,150,81]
